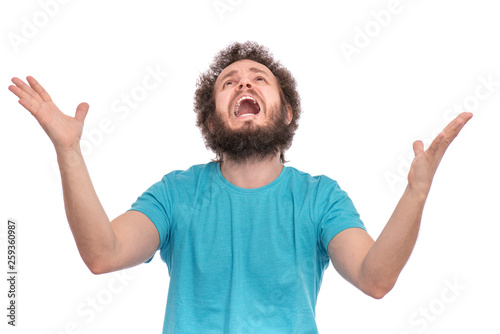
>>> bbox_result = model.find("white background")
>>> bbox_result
[1,0,499,333]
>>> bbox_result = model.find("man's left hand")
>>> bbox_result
[408,112,473,197]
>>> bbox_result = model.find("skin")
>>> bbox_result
[8,65,472,301]
[8,76,159,274]
[213,59,293,188]
[329,113,472,298]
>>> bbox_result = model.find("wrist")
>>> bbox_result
[56,145,85,169]
[405,183,429,204]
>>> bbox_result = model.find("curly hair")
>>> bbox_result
[194,41,302,163]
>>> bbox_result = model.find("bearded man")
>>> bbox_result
[9,41,472,333]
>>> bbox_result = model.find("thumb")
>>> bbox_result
[75,102,89,123]
[413,140,424,156]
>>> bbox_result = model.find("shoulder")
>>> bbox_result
[162,162,217,184]
[151,162,218,199]
[285,165,341,191]
[284,166,355,211]
[139,162,216,196]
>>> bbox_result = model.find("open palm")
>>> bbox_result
[408,112,473,196]
[9,76,89,153]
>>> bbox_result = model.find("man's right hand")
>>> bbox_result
[8,76,159,274]
[9,76,89,154]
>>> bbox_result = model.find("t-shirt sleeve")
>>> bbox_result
[128,176,173,262]
[317,178,366,258]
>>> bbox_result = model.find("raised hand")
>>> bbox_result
[8,76,89,153]
[408,112,473,197]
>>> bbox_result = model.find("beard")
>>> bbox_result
[204,102,294,164]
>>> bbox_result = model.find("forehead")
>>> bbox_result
[216,59,275,83]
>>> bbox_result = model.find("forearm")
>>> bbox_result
[9,76,159,274]
[57,146,117,273]
[359,184,427,295]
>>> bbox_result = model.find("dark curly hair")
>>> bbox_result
[194,41,302,163]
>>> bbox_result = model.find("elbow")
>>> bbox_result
[367,287,391,300]
[84,258,112,275]
[361,281,395,300]
[79,246,117,275]
[88,264,106,275]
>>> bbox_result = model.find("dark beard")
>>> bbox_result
[205,103,294,164]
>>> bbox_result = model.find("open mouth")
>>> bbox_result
[234,95,261,117]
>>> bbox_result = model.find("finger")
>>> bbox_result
[428,112,472,155]
[10,77,44,104]
[413,140,424,156]
[18,98,41,117]
[8,84,30,100]
[9,79,40,102]
[75,102,89,123]
[427,132,445,154]
[10,80,42,116]
[26,76,53,102]
[440,112,473,147]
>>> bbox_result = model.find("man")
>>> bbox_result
[9,41,472,333]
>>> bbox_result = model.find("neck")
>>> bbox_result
[220,153,283,189]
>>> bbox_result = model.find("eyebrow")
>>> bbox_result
[217,67,271,84]
[249,67,270,77]
[218,70,237,84]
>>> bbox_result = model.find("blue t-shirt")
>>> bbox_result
[129,162,365,333]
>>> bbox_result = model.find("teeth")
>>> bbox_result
[238,96,256,104]
[234,95,258,116]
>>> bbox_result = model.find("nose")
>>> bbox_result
[237,77,252,90]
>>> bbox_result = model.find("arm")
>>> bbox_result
[328,112,473,299]
[8,77,159,274]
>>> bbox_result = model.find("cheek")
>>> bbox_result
[263,88,281,104]
[215,87,231,102]
[215,95,230,112]
[215,102,229,118]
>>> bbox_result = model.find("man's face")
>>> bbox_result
[213,59,292,130]
[206,59,294,163]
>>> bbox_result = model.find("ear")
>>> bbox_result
[208,121,214,133]
[207,115,215,134]
[286,105,293,125]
